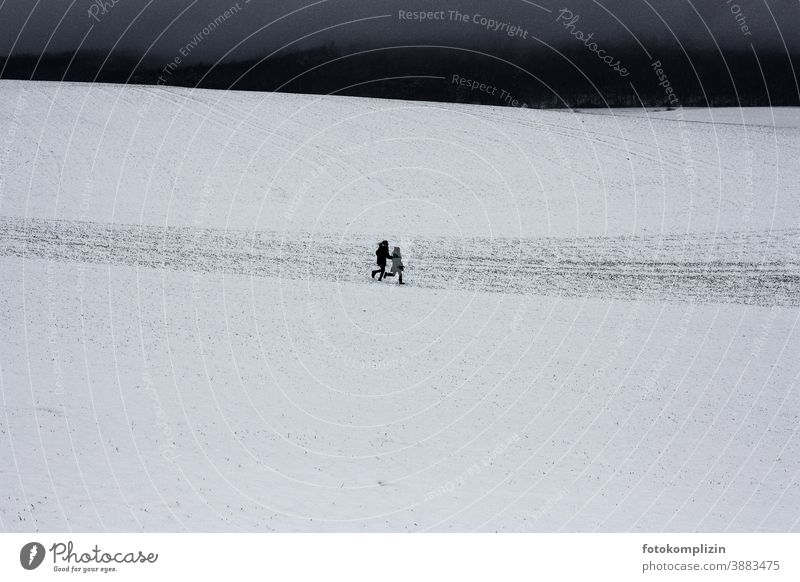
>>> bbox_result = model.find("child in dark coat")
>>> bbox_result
[371,241,392,281]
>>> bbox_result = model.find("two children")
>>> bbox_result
[371,241,404,285]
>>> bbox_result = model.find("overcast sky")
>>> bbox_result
[1,0,798,64]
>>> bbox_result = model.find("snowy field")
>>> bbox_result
[1,80,799,532]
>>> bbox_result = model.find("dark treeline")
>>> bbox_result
[2,44,798,108]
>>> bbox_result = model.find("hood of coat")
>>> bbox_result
[392,247,401,257]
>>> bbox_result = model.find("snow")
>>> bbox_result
[584,106,800,129]
[1,80,799,532]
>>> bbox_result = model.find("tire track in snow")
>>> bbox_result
[1,217,798,306]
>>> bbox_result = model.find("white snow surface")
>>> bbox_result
[1,81,799,532]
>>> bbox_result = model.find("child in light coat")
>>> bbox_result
[383,246,405,285]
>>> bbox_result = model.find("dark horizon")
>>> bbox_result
[3,1,799,63]
[2,1,799,108]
